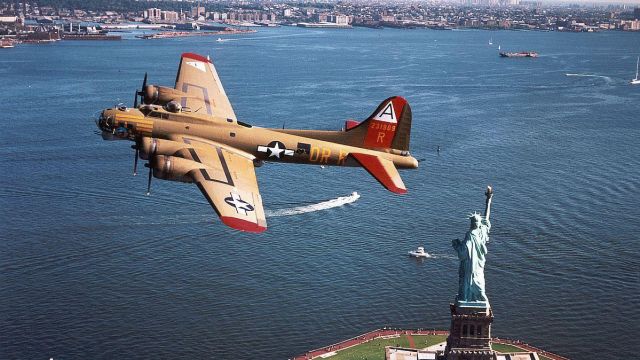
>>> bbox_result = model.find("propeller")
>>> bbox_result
[134,72,148,107]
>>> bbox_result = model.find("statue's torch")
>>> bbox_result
[484,186,493,221]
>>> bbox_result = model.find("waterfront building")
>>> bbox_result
[622,19,640,30]
[144,8,161,21]
[175,22,199,30]
[334,14,349,25]
[191,6,205,19]
[161,11,178,23]
[0,16,17,24]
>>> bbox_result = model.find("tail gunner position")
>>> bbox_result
[96,53,419,233]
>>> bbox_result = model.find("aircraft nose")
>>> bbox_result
[92,110,104,129]
[96,109,115,132]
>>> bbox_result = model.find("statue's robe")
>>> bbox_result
[453,219,491,303]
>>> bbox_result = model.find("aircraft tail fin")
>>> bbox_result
[346,96,412,151]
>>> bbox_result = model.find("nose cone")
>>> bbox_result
[96,108,123,140]
[93,110,104,129]
[96,109,110,130]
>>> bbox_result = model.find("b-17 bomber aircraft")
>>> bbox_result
[96,53,419,233]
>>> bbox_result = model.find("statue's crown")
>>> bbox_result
[468,212,482,222]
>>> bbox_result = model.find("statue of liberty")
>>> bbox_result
[452,186,493,307]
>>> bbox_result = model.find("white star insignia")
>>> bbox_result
[268,142,285,159]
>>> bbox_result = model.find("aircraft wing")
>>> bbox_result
[174,53,238,121]
[171,135,267,233]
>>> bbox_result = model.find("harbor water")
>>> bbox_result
[1,27,639,359]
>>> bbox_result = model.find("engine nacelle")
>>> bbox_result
[151,155,204,183]
[139,137,188,160]
[142,85,189,106]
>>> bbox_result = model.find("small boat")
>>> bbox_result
[408,246,431,258]
[489,37,493,45]
[216,38,225,42]
[500,51,538,58]
[631,56,640,85]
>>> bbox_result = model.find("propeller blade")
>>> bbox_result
[145,157,153,196]
[133,147,139,176]
[133,90,138,108]
[146,165,152,196]
[135,72,148,106]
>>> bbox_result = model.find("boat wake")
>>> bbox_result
[565,73,613,83]
[408,253,457,261]
[266,192,360,217]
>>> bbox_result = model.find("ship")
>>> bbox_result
[500,51,538,58]
[0,38,15,48]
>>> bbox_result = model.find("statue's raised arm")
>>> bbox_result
[484,186,493,222]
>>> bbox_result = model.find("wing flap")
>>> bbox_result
[350,153,407,194]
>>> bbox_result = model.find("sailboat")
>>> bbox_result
[489,37,493,45]
[631,56,640,85]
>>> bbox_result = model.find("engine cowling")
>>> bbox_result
[151,155,205,183]
[142,85,190,106]
[139,137,188,160]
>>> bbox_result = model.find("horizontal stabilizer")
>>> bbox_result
[350,153,407,194]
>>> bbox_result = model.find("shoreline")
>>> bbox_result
[134,29,256,39]
[292,328,569,360]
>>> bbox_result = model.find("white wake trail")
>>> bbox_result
[565,73,613,83]
[266,192,360,217]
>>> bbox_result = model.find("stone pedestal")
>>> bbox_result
[443,303,495,360]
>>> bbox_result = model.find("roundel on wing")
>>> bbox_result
[224,193,255,213]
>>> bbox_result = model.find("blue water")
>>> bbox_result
[1,27,639,359]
